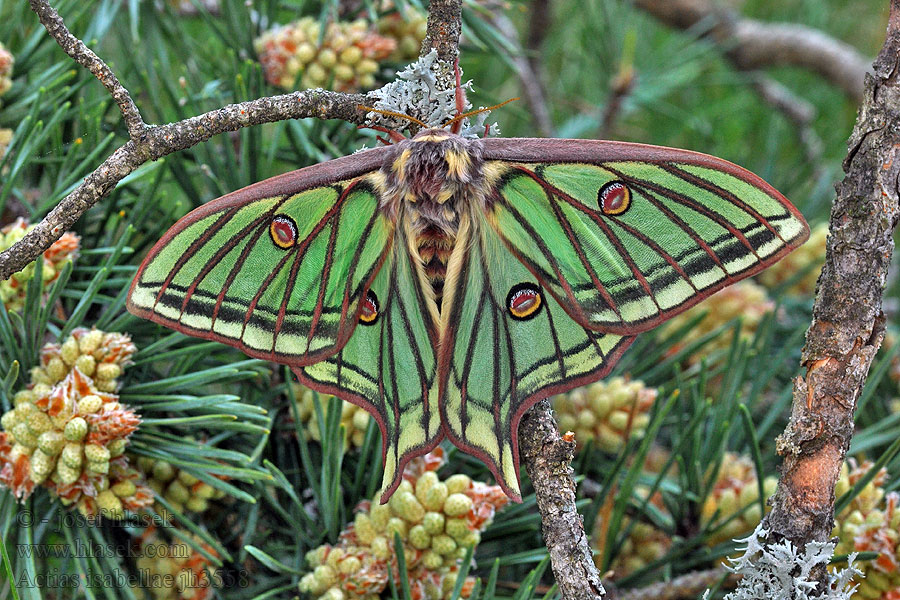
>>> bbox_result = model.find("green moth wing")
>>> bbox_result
[295,222,442,502]
[481,139,810,334]
[127,149,393,366]
[438,209,635,501]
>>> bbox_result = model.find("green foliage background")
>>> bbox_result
[0,0,897,599]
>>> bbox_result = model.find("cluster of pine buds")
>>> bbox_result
[0,218,80,313]
[592,486,672,578]
[553,377,656,453]
[661,280,774,364]
[0,42,12,160]
[0,40,12,97]
[756,222,828,296]
[132,525,220,600]
[299,448,508,600]
[134,455,225,518]
[255,17,394,92]
[700,452,777,547]
[376,6,427,62]
[832,459,900,599]
[293,384,372,450]
[0,328,152,518]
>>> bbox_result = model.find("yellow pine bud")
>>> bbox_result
[152,460,176,481]
[84,444,110,463]
[60,338,79,365]
[64,417,88,441]
[392,491,425,523]
[46,357,67,382]
[12,422,37,447]
[75,354,96,377]
[30,366,51,386]
[13,390,35,405]
[371,535,390,559]
[107,438,126,458]
[87,460,109,475]
[95,380,116,393]
[61,443,83,469]
[317,48,337,68]
[445,517,470,541]
[112,480,137,498]
[356,59,378,76]
[10,443,32,458]
[385,516,407,538]
[55,460,80,484]
[79,329,103,354]
[354,513,377,544]
[37,431,65,456]
[370,502,391,531]
[177,470,200,486]
[421,481,449,511]
[185,497,209,513]
[431,534,456,556]
[166,480,191,504]
[194,482,216,499]
[30,449,55,475]
[445,474,471,494]
[26,411,52,435]
[97,490,124,517]
[95,362,121,382]
[422,550,443,569]
[423,511,445,535]
[443,493,473,517]
[338,555,361,574]
[77,395,103,414]
[1,408,18,430]
[409,524,431,549]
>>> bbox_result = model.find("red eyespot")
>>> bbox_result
[507,283,543,321]
[359,290,379,326]
[598,181,631,215]
[270,216,297,249]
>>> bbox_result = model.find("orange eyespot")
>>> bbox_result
[270,216,297,249]
[598,181,631,216]
[507,283,543,321]
[359,290,379,326]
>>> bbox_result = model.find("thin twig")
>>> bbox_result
[761,0,900,592]
[490,12,553,136]
[631,0,870,103]
[519,401,606,600]
[0,88,370,281]
[748,74,825,179]
[618,567,740,600]
[421,0,462,63]
[28,0,146,139]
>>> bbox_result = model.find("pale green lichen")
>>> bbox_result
[707,523,862,600]
[365,49,500,137]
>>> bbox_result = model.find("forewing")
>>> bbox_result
[438,211,635,501]
[128,150,392,365]
[295,224,441,502]
[482,138,810,334]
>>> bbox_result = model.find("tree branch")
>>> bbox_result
[519,401,606,600]
[490,12,553,136]
[0,86,371,281]
[28,0,146,139]
[762,0,900,592]
[632,0,870,103]
[421,0,462,64]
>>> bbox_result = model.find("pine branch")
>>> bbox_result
[519,401,606,600]
[760,0,900,593]
[631,0,870,102]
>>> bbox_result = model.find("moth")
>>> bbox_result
[127,126,809,502]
